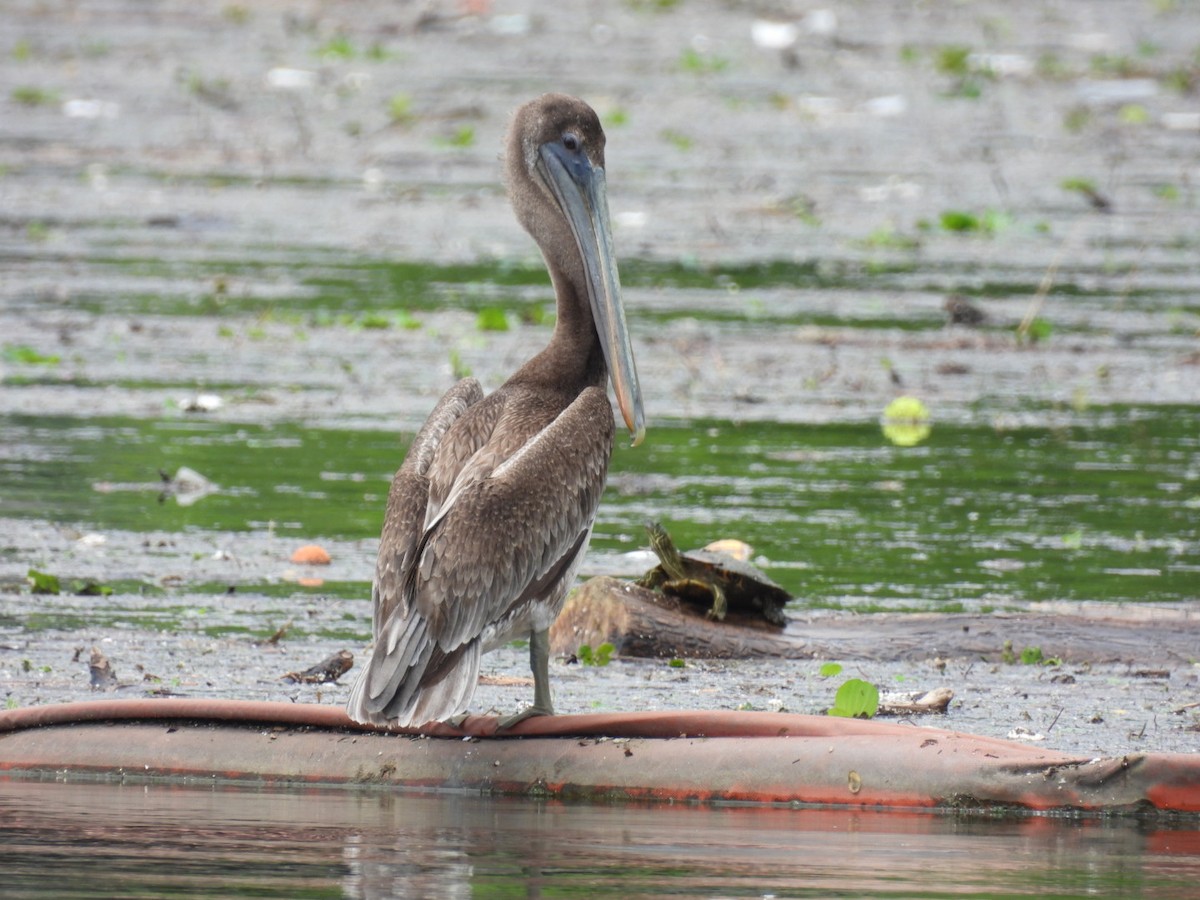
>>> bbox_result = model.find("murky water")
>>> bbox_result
[2,781,1199,899]
[3,1,1200,891]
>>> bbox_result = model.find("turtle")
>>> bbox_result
[636,521,792,626]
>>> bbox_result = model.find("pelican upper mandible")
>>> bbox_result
[347,94,644,728]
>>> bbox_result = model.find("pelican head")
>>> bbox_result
[508,94,645,447]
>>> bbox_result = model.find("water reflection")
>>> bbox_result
[2,781,1198,898]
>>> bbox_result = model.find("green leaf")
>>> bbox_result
[577,642,616,667]
[435,125,475,148]
[940,210,980,232]
[668,658,685,668]
[70,578,113,597]
[827,678,879,718]
[388,93,414,125]
[1020,645,1045,665]
[475,307,510,332]
[818,662,843,678]
[27,568,61,595]
[595,642,615,666]
[4,344,61,365]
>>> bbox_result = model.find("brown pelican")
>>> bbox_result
[347,94,644,728]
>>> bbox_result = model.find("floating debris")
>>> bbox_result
[751,20,798,50]
[877,687,954,716]
[283,650,353,684]
[166,466,218,507]
[179,393,223,413]
[702,537,753,563]
[265,67,317,90]
[89,647,118,691]
[1007,726,1046,742]
[944,294,987,326]
[291,544,332,565]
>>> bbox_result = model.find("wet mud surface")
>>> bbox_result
[2,1,1198,756]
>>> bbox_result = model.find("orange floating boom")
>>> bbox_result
[0,700,1196,815]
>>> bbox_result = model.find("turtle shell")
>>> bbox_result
[677,548,792,621]
[639,536,793,626]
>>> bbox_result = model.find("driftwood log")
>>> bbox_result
[551,577,1200,667]
[549,576,811,660]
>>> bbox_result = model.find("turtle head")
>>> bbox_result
[644,521,684,573]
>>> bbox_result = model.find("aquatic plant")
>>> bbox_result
[827,678,879,718]
[576,642,615,667]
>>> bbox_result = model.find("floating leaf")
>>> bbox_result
[27,568,61,595]
[679,48,729,75]
[316,35,356,60]
[476,307,510,332]
[819,662,844,678]
[882,395,932,447]
[827,678,880,718]
[1025,318,1054,343]
[70,578,114,597]
[388,93,414,125]
[940,210,980,232]
[4,344,60,365]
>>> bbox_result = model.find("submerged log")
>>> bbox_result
[550,576,811,660]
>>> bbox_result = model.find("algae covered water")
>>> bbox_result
[2,406,1198,611]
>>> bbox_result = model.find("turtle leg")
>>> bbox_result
[497,627,555,731]
[706,583,728,621]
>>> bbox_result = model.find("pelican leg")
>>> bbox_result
[497,628,555,730]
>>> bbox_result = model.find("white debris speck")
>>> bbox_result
[751,20,799,50]
[1162,111,1200,131]
[266,67,317,90]
[860,94,907,117]
[85,163,109,191]
[616,210,647,230]
[1007,727,1046,742]
[858,178,921,203]
[362,168,384,192]
[795,95,840,118]
[804,9,837,36]
[979,558,1027,573]
[180,393,223,413]
[1076,78,1158,106]
[63,99,120,119]
[490,14,530,35]
[968,53,1033,78]
[1068,32,1116,53]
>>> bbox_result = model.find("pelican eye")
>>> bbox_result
[561,132,580,152]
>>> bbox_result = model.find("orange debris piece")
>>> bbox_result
[291,545,331,565]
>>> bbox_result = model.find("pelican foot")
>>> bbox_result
[496,704,553,732]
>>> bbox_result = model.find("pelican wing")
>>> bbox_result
[414,384,616,648]
[371,377,483,637]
